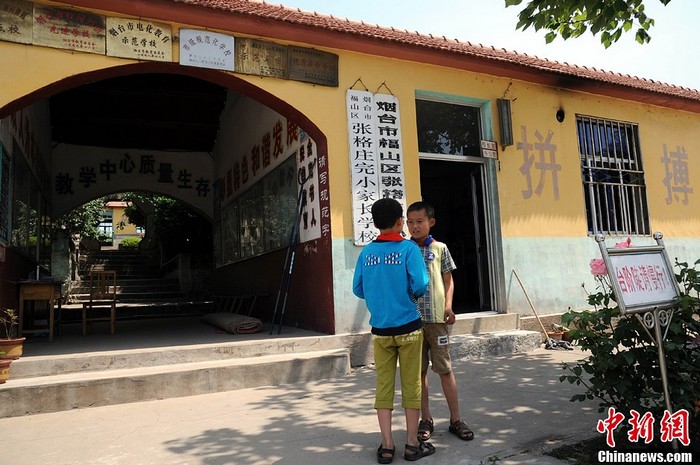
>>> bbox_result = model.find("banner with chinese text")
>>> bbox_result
[347,90,406,245]
[297,135,321,243]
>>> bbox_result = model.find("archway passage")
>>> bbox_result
[4,64,335,336]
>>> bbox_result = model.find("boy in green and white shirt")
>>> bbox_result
[407,201,475,442]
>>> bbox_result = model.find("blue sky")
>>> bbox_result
[279,0,698,90]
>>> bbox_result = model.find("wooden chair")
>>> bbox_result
[82,270,117,335]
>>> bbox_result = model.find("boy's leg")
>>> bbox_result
[396,329,424,447]
[374,336,399,449]
[405,407,420,447]
[420,331,433,423]
[429,326,474,440]
[377,408,394,455]
[439,371,461,422]
[420,369,431,420]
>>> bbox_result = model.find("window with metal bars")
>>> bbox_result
[577,115,650,236]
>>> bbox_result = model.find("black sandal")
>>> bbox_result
[404,439,435,461]
[417,418,434,440]
[377,444,395,464]
[449,419,474,441]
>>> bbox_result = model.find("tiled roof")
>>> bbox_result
[173,0,700,102]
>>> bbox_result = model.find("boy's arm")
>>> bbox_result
[443,271,455,324]
[352,256,365,299]
[407,246,429,297]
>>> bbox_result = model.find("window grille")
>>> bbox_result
[577,115,649,236]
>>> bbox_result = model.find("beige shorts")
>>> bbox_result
[422,323,452,374]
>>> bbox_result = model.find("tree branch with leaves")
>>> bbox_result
[505,0,672,48]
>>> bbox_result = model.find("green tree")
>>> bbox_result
[52,198,105,240]
[505,0,672,47]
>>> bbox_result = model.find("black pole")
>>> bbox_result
[269,159,315,335]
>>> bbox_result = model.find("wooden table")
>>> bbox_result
[18,280,62,342]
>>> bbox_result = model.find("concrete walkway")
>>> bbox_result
[0,347,601,465]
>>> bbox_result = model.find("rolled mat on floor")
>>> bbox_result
[200,312,264,334]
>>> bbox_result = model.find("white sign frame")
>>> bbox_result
[179,29,234,71]
[597,233,680,314]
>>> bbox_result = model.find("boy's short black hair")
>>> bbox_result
[372,198,403,230]
[407,201,435,219]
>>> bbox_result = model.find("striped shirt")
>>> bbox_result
[414,237,456,323]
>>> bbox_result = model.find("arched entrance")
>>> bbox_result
[1,62,335,335]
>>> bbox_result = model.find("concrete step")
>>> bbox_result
[58,300,213,318]
[0,349,351,418]
[0,313,540,419]
[9,333,352,379]
[72,277,180,289]
[70,290,186,302]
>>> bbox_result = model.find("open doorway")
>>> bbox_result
[418,158,492,313]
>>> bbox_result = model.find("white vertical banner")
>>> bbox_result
[298,135,321,243]
[347,89,379,245]
[374,93,406,210]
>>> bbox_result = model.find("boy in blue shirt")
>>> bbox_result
[407,201,474,442]
[353,198,435,463]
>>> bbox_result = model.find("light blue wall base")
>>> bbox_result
[331,238,371,334]
[503,235,700,317]
[332,235,700,334]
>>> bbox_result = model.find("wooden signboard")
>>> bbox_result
[33,5,105,54]
[0,0,32,44]
[106,17,172,62]
[235,38,288,79]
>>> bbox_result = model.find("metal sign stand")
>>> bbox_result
[595,232,680,452]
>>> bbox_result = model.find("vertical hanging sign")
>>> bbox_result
[298,135,321,243]
[347,90,407,245]
[347,89,379,245]
[374,93,406,209]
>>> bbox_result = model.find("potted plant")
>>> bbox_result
[0,308,25,360]
[551,323,571,341]
[0,358,10,384]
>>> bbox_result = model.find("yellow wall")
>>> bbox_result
[2,1,699,243]
[110,205,138,236]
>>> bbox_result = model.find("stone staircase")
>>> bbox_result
[67,249,210,316]
[0,312,541,418]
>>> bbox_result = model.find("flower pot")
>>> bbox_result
[547,331,564,340]
[0,337,26,360]
[0,358,11,384]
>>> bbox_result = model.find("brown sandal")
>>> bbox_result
[404,439,435,461]
[417,418,434,440]
[449,419,474,441]
[377,444,395,464]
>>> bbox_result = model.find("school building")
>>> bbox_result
[1,0,698,336]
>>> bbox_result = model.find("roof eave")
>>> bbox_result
[61,0,700,113]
